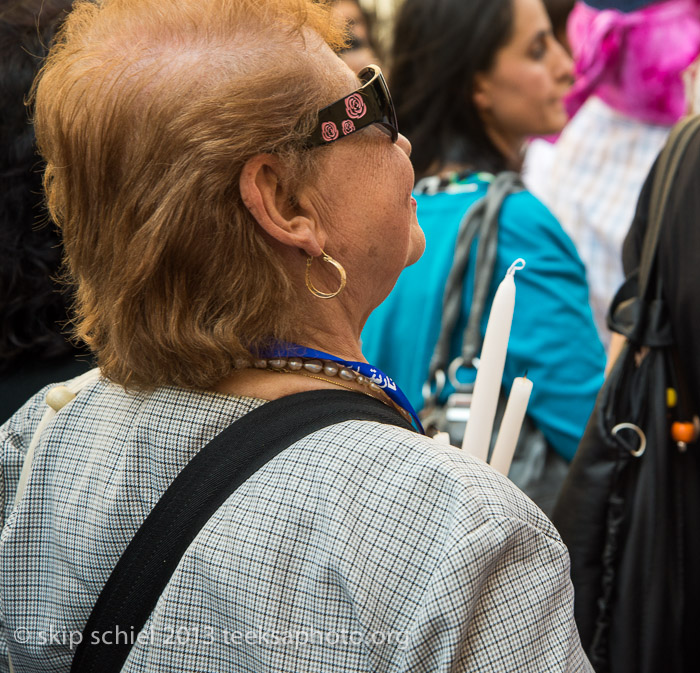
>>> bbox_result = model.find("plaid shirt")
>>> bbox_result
[525,96,671,349]
[0,376,592,672]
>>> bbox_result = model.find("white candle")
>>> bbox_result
[489,376,533,476]
[462,259,525,460]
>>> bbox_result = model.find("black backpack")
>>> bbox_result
[552,116,700,673]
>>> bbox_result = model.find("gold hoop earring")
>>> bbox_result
[305,250,347,299]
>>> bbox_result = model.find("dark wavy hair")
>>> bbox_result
[0,1,76,373]
[390,0,515,179]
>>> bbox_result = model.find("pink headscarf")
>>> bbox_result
[566,0,700,124]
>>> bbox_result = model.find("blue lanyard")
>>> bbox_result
[260,343,424,434]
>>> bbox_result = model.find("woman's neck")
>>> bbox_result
[424,137,524,181]
[289,333,365,363]
[289,286,370,363]
[484,126,525,172]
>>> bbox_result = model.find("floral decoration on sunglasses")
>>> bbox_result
[305,64,399,148]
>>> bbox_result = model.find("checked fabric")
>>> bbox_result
[0,376,591,671]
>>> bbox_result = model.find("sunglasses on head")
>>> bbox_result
[305,64,398,148]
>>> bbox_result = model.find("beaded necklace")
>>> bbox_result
[248,356,413,424]
[254,344,424,433]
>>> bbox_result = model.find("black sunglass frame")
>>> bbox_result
[305,64,398,148]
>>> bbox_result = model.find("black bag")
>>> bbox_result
[552,116,700,673]
[420,172,567,515]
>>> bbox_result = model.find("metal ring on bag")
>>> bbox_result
[447,357,464,390]
[422,369,446,406]
[447,357,475,392]
[611,422,647,457]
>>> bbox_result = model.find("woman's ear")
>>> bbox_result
[239,154,324,257]
[472,72,493,113]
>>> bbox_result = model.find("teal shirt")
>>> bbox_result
[362,174,605,462]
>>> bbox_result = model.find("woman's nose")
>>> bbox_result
[552,38,574,84]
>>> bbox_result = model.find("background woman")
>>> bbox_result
[362,0,605,509]
[526,0,700,349]
[0,0,590,670]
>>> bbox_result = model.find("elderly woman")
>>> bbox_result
[0,0,590,671]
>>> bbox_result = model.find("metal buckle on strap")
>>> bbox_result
[422,369,446,409]
[611,422,647,457]
[447,356,479,392]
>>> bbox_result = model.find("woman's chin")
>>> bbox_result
[547,106,570,135]
[405,227,426,268]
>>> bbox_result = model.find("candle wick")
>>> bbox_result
[506,258,526,277]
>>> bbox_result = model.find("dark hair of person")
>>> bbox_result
[0,1,76,373]
[390,0,515,180]
[542,0,574,41]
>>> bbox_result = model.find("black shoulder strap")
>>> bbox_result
[608,115,700,344]
[639,114,700,300]
[71,389,414,673]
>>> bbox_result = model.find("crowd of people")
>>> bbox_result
[1,0,699,670]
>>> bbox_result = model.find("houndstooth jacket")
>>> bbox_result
[0,375,592,672]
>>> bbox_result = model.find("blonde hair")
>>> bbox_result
[33,0,345,389]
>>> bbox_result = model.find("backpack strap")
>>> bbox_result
[70,389,414,673]
[608,115,700,345]
[639,114,700,300]
[425,171,523,401]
